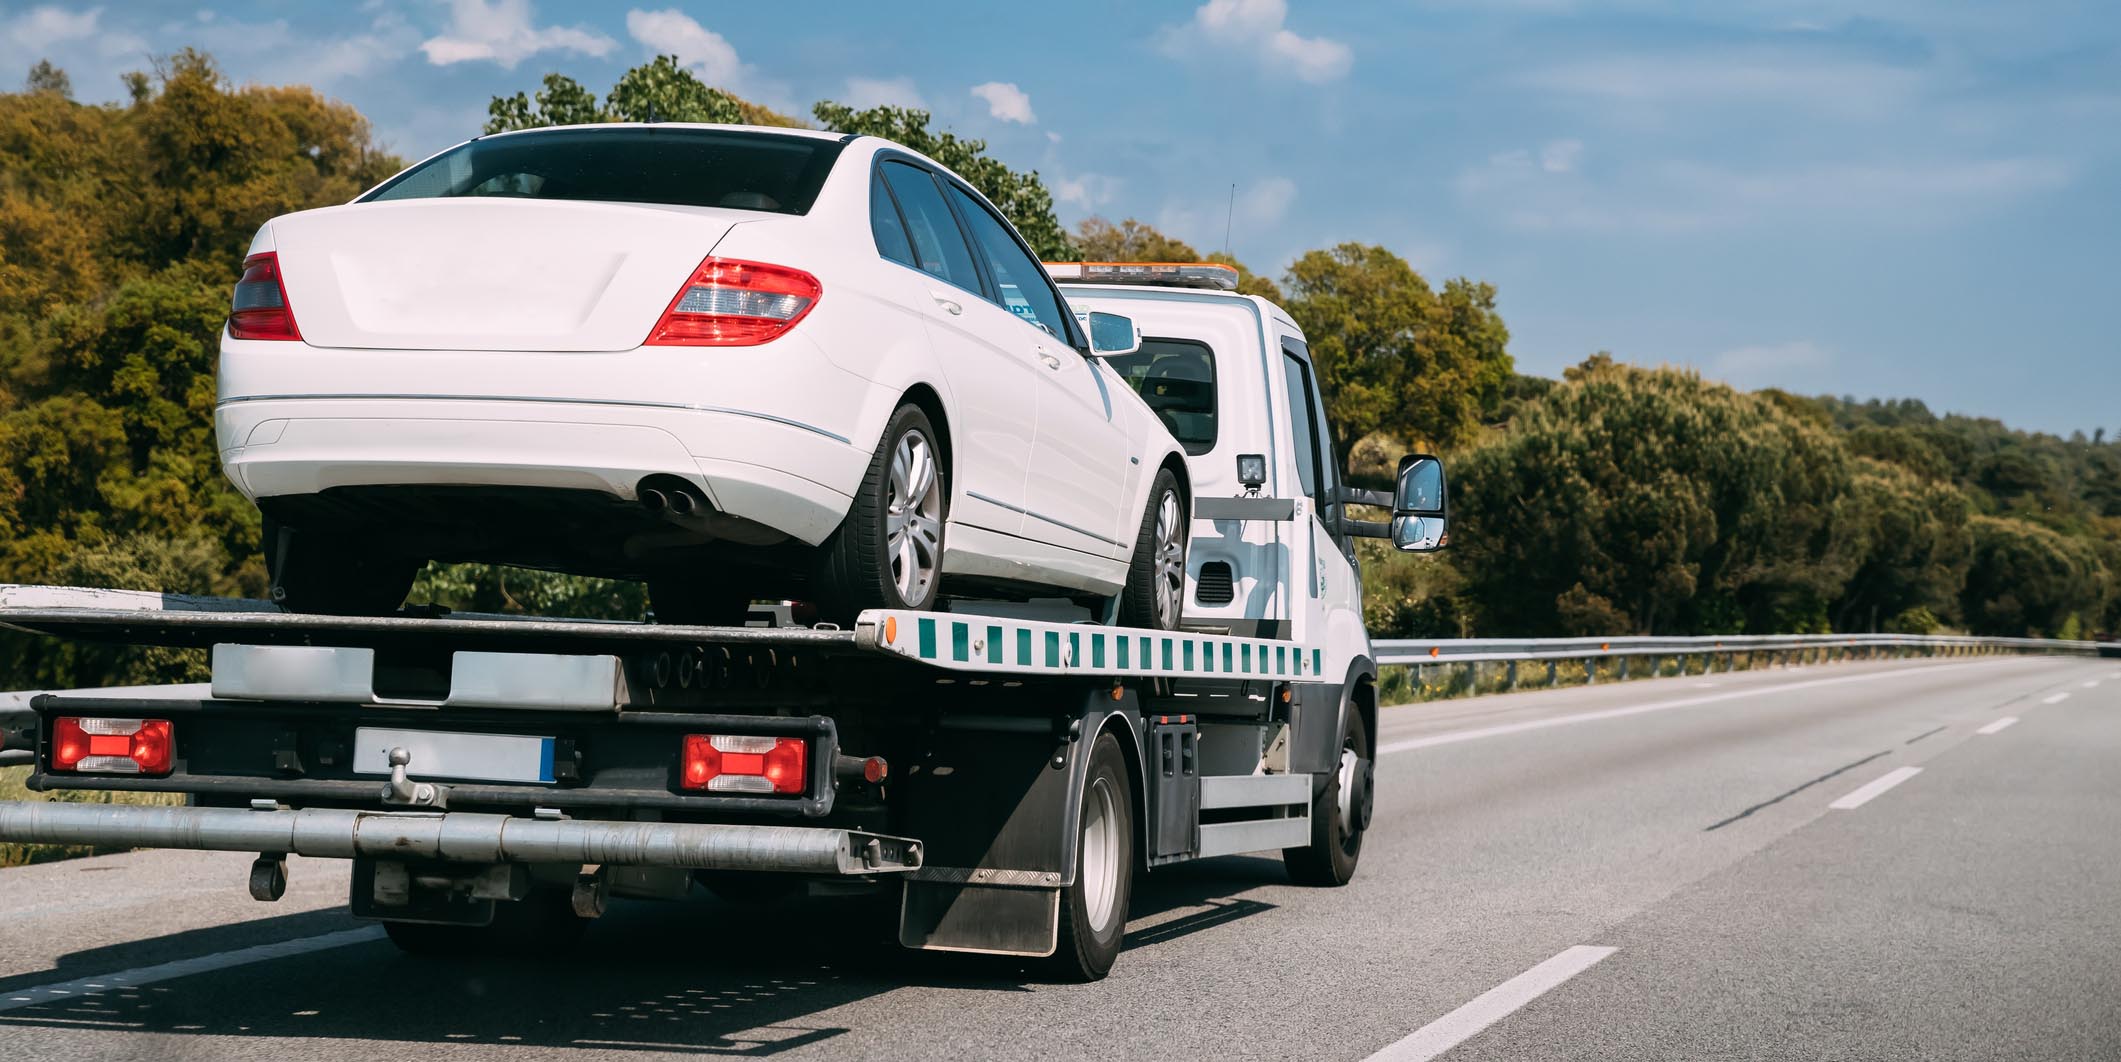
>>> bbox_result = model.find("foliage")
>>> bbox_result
[1447,357,1861,635]
[485,57,753,132]
[1960,515,2106,637]
[1282,244,1513,455]
[1069,217,1281,299]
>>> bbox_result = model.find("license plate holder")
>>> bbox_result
[352,727,557,785]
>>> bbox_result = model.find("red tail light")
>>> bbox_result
[646,257,820,346]
[227,252,302,341]
[680,733,807,794]
[52,717,174,776]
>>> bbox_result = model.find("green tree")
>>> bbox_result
[1448,357,1861,635]
[815,101,1071,260]
[25,60,70,98]
[1960,515,2106,636]
[485,58,748,132]
[1070,217,1280,299]
[1281,243,1513,456]
[1831,458,1973,631]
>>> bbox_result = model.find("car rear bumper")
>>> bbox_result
[217,396,862,546]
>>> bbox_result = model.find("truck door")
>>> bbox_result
[1278,342,1362,639]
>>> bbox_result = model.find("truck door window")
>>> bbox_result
[946,184,1074,342]
[1105,338,1217,455]
[869,167,917,267]
[1282,352,1323,503]
[878,161,984,295]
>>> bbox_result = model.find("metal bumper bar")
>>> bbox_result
[0,801,922,875]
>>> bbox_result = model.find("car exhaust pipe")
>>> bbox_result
[0,801,923,875]
[639,487,669,512]
[667,490,697,517]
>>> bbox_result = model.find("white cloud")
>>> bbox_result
[625,8,741,85]
[1238,176,1297,225]
[1052,173,1122,211]
[181,10,421,88]
[1522,55,1922,119]
[7,5,100,50]
[420,0,615,68]
[970,81,1036,124]
[1157,0,1352,84]
[1540,138,1583,173]
[842,76,925,111]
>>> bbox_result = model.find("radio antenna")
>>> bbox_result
[1222,183,1236,257]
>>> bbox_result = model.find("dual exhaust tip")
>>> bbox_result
[639,484,704,518]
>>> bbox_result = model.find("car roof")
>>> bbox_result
[480,122,849,143]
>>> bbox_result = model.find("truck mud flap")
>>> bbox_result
[900,881,1060,957]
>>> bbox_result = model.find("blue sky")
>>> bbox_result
[6,0,2117,437]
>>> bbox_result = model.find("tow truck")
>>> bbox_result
[0,262,1448,981]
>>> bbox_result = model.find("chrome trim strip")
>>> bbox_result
[965,490,1125,550]
[215,394,852,445]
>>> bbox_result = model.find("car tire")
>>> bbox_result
[1116,468,1185,630]
[811,403,946,623]
[647,579,754,627]
[264,516,418,617]
[1282,699,1371,886]
[1050,731,1134,982]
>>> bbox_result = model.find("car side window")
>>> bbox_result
[869,168,916,267]
[879,161,983,294]
[946,184,1072,342]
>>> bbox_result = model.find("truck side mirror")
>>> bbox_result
[1077,311,1142,357]
[1391,454,1448,553]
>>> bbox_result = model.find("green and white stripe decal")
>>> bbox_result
[856,609,1326,681]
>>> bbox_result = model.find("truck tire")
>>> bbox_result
[381,886,586,956]
[1117,467,1185,630]
[1283,701,1371,886]
[811,404,946,623]
[1051,731,1135,981]
[264,516,418,617]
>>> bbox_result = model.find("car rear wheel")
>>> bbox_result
[264,516,419,616]
[811,403,946,623]
[1117,468,1185,630]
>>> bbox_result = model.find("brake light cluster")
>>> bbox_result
[647,257,820,346]
[227,252,302,341]
[681,733,807,794]
[51,717,174,776]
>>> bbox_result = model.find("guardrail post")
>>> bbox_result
[1584,657,1597,684]
[1546,660,1558,686]
[1505,660,1519,691]
[1619,656,1630,681]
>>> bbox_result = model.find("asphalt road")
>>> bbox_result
[2,654,2116,1061]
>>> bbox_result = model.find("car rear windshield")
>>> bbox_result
[1105,338,1218,455]
[361,128,847,215]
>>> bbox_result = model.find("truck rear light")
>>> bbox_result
[681,733,807,794]
[52,717,174,776]
[646,257,820,346]
[227,252,303,341]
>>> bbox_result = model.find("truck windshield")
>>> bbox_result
[1105,338,1218,455]
[361,128,847,215]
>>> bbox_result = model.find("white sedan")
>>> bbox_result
[217,124,1190,628]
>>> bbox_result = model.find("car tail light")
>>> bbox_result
[52,717,174,776]
[680,733,807,794]
[227,252,302,341]
[646,257,820,346]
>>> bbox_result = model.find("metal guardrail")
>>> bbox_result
[1376,632,2098,673]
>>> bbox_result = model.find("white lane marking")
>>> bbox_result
[1829,766,1923,810]
[2042,692,2070,705]
[1380,660,2010,756]
[1366,945,1617,1062]
[0,927,384,1014]
[2083,680,2101,689]
[1976,716,2019,735]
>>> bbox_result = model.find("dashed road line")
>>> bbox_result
[1365,945,1618,1061]
[1829,766,1923,810]
[2081,680,2100,689]
[0,927,384,1014]
[2042,692,2071,705]
[1976,716,2019,735]
[1705,749,1891,831]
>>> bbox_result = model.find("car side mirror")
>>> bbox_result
[1391,454,1448,553]
[1077,311,1141,357]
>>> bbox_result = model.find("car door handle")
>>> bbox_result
[931,292,963,315]
[1036,348,1063,370]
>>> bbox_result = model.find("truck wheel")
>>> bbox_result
[811,404,946,624]
[381,886,586,956]
[1283,702,1371,886]
[265,516,418,616]
[1117,468,1185,630]
[1052,731,1134,981]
